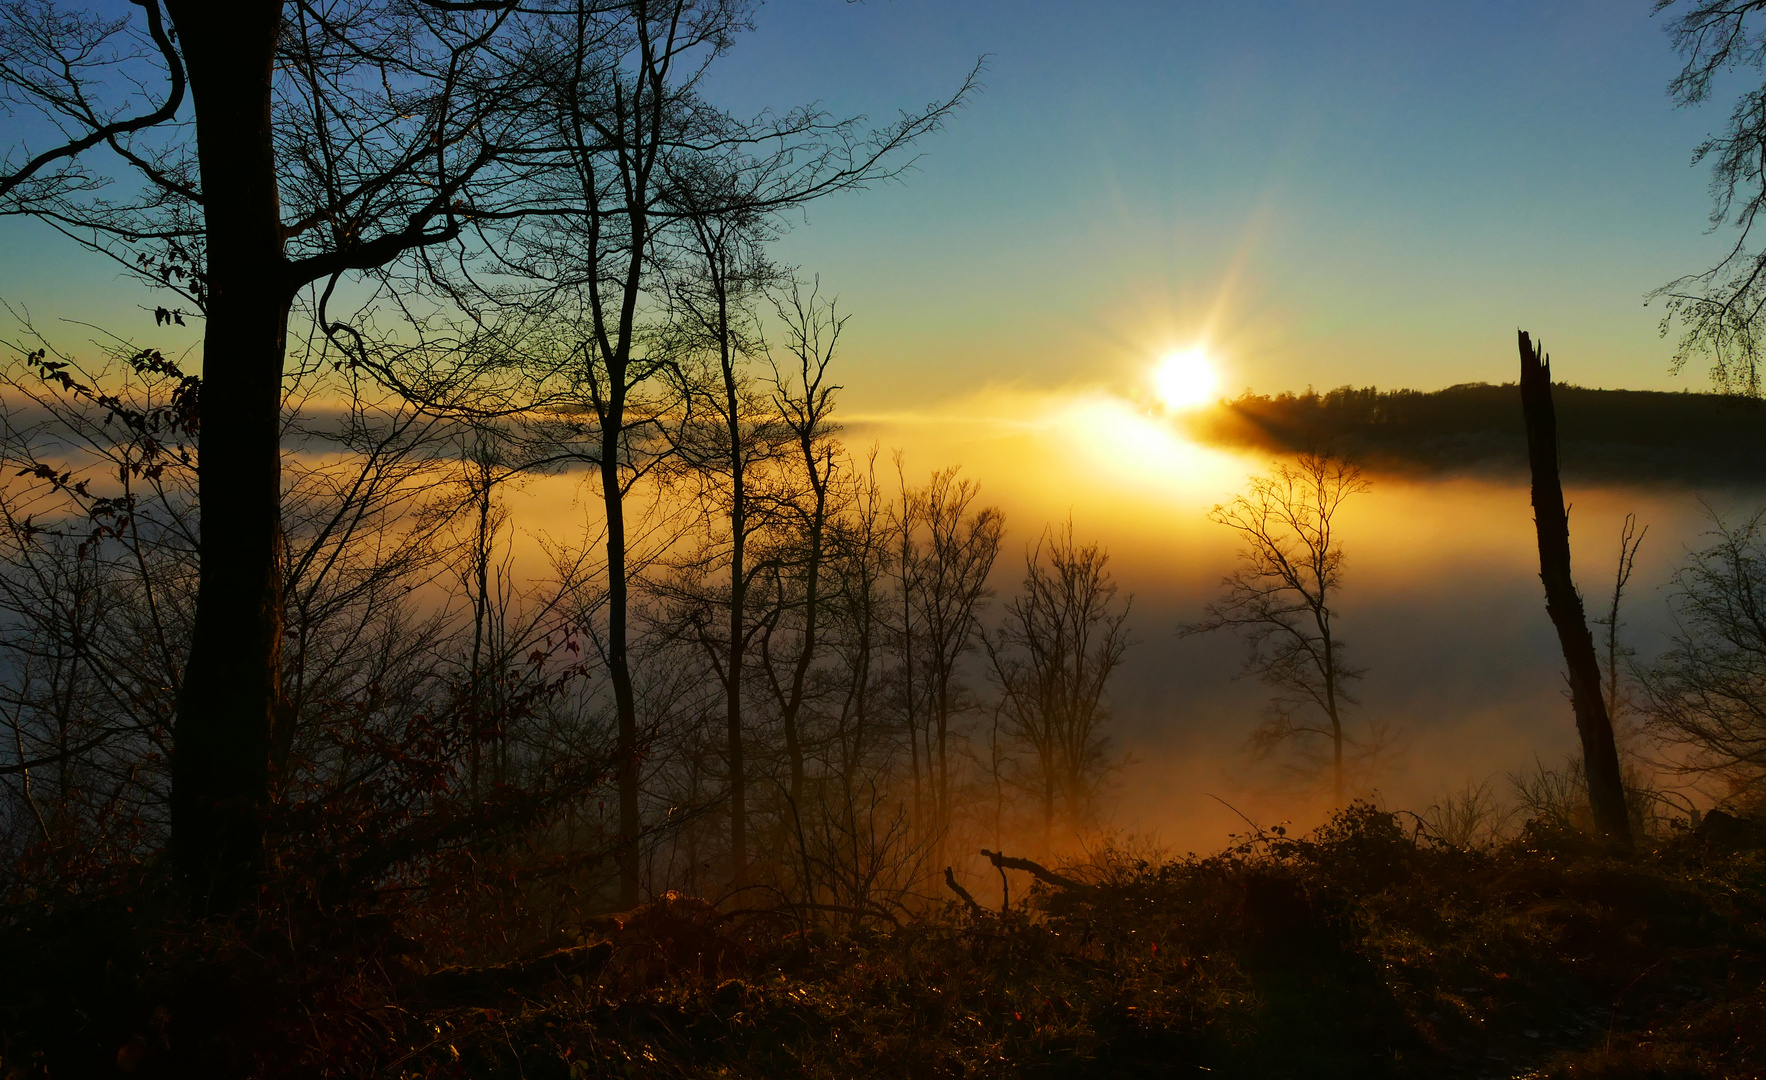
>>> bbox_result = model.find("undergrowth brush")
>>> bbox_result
[3,803,1763,1079]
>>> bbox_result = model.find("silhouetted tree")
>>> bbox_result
[1186,451,1370,803]
[809,449,925,917]
[755,284,844,839]
[1638,508,1766,804]
[0,0,977,908]
[1652,0,1766,396]
[657,192,779,884]
[893,467,1003,857]
[475,1,974,906]
[0,0,552,902]
[987,522,1131,850]
[825,450,894,837]
[1597,512,1649,722]
[450,433,579,808]
[0,317,618,906]
[1519,331,1632,851]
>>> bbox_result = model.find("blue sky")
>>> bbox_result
[697,0,1738,406]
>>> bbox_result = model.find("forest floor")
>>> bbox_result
[3,804,1764,1079]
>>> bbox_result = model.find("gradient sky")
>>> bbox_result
[0,0,1750,836]
[696,0,1739,411]
[0,1,1736,408]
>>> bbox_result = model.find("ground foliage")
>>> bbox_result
[1,803,1763,1079]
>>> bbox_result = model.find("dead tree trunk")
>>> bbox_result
[1518,330,1633,852]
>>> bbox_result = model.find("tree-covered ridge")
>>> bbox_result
[1188,383,1766,482]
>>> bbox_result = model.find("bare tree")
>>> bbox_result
[0,0,553,900]
[756,284,844,824]
[0,0,978,907]
[1652,0,1766,396]
[761,443,933,922]
[449,432,581,807]
[824,449,894,846]
[892,466,1002,854]
[987,521,1131,851]
[477,0,975,907]
[1596,512,1649,722]
[1186,451,1371,803]
[1637,508,1766,805]
[656,194,780,884]
[0,317,611,894]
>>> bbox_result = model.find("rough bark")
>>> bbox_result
[1518,330,1634,852]
[165,0,290,904]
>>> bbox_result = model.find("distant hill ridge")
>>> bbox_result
[1185,382,1766,485]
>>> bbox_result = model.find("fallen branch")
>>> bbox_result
[981,849,1082,891]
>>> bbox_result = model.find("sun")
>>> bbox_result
[1152,347,1221,411]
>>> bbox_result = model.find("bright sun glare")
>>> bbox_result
[1152,347,1221,411]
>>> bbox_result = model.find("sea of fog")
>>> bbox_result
[489,385,1764,856]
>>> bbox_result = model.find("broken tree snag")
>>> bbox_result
[1517,331,1634,852]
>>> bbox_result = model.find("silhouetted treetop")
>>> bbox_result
[1187,382,1766,483]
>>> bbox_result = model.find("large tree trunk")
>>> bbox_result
[1518,331,1633,852]
[166,0,290,907]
